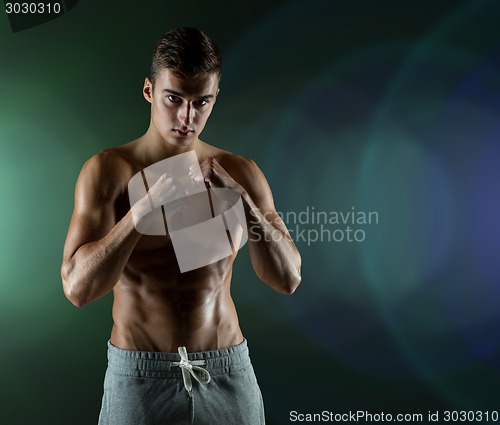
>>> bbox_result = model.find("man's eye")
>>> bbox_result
[168,95,181,102]
[194,99,207,106]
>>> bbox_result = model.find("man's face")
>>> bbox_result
[144,68,219,147]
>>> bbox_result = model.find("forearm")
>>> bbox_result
[62,203,148,307]
[242,191,302,294]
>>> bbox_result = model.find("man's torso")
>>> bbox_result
[106,139,245,353]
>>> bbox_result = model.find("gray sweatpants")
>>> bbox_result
[97,339,265,425]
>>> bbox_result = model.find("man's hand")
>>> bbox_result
[195,157,241,191]
[132,169,204,232]
[148,172,190,209]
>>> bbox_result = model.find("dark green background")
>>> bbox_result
[1,0,500,424]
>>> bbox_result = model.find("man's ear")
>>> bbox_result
[143,77,153,103]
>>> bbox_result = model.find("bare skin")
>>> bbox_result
[61,69,302,353]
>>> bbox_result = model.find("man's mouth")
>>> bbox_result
[173,129,193,137]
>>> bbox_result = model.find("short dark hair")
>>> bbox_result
[150,27,221,87]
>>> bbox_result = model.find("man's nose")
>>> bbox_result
[178,103,192,127]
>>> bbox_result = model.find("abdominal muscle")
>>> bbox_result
[109,241,244,353]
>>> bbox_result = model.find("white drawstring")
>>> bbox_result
[172,346,211,397]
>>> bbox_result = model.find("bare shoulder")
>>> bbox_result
[77,145,136,203]
[211,149,274,209]
[212,149,263,187]
[202,141,273,203]
[83,144,135,175]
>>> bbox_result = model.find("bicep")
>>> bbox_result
[62,156,118,261]
[238,160,292,237]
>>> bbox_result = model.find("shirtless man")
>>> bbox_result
[61,27,301,425]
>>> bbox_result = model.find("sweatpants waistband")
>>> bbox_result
[106,339,251,379]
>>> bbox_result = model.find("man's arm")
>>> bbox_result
[199,157,302,294]
[61,152,147,307]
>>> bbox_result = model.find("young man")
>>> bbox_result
[61,27,301,425]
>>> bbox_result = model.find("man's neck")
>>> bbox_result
[140,126,201,163]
